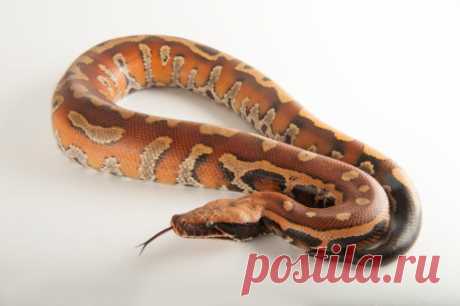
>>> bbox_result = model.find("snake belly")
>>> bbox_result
[51,35,421,263]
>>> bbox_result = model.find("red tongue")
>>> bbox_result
[137,226,173,255]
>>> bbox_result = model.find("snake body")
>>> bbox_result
[52,35,421,263]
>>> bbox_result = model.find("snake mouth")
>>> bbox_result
[171,215,266,241]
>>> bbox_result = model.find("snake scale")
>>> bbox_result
[51,35,421,263]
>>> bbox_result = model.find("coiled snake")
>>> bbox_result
[51,35,421,263]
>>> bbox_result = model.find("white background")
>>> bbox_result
[1,1,459,305]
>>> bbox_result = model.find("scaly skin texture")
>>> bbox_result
[51,35,421,263]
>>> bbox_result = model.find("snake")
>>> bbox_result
[51,35,421,263]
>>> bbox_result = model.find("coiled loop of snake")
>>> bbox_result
[52,35,421,263]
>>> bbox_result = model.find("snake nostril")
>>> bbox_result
[171,215,180,225]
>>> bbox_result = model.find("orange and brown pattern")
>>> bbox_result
[52,35,421,263]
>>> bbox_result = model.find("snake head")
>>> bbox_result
[170,195,268,241]
[139,191,371,256]
[138,194,268,254]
